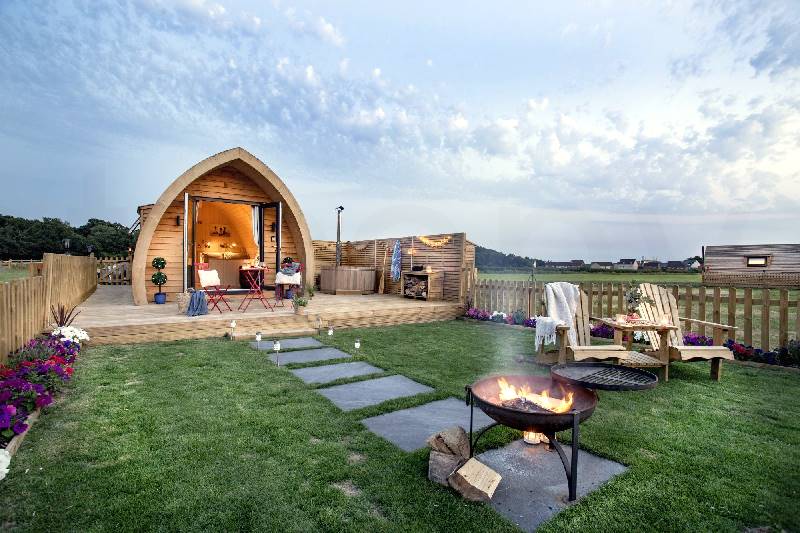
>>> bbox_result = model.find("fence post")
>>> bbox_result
[698,287,707,336]
[761,288,770,352]
[779,289,788,348]
[744,288,753,346]
[727,288,737,342]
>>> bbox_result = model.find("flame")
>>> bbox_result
[523,431,549,444]
[497,377,574,413]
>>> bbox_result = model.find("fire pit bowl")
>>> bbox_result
[465,374,599,501]
[469,374,597,433]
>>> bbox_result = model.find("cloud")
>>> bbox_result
[283,7,345,47]
[0,0,798,255]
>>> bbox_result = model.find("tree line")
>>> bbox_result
[0,215,136,259]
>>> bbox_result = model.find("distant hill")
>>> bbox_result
[475,245,538,270]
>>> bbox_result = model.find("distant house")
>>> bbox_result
[613,258,639,272]
[640,260,661,272]
[664,261,688,272]
[703,244,800,287]
[689,260,701,270]
[590,261,613,271]
[542,259,585,271]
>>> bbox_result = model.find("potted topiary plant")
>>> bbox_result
[151,257,168,304]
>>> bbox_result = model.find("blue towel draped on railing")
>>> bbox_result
[391,240,402,282]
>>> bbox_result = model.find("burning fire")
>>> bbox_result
[496,377,574,413]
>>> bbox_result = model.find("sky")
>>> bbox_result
[0,0,798,261]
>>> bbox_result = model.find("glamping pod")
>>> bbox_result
[703,244,800,287]
[132,147,314,305]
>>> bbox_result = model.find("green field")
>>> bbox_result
[478,271,702,283]
[0,265,30,282]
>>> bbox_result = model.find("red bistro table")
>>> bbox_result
[238,267,274,312]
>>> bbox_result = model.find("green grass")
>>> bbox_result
[479,271,702,284]
[2,321,799,531]
[0,266,30,283]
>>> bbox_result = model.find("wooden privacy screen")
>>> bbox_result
[473,279,799,352]
[0,254,97,363]
[312,233,475,304]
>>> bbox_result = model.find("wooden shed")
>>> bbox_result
[703,244,800,287]
[131,147,314,305]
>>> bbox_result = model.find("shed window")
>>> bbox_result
[746,256,769,267]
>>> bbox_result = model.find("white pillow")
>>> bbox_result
[198,269,222,288]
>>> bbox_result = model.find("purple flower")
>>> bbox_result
[12,421,28,434]
[35,394,52,408]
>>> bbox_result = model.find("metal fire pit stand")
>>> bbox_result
[465,385,581,502]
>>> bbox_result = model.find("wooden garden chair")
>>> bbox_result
[198,269,232,313]
[636,283,736,381]
[537,288,628,365]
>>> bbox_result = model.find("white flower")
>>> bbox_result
[0,449,10,481]
[52,326,90,344]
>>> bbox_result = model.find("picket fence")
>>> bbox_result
[0,254,97,363]
[97,255,131,285]
[471,279,800,352]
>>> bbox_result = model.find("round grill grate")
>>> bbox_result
[551,363,658,391]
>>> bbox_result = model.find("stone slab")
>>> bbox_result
[290,362,384,384]
[318,375,433,412]
[477,440,627,532]
[361,397,494,452]
[251,337,323,351]
[268,347,351,366]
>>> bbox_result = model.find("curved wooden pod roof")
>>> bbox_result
[131,147,314,305]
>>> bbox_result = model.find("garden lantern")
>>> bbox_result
[328,326,334,337]
[255,331,262,350]
[354,338,361,354]
[229,320,236,340]
[273,339,281,365]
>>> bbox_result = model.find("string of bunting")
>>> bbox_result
[418,235,452,248]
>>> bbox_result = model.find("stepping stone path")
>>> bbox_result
[317,375,433,412]
[361,397,494,452]
[274,340,623,528]
[251,337,322,351]
[477,440,627,532]
[270,347,351,366]
[290,362,384,384]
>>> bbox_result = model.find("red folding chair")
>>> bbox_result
[198,269,232,313]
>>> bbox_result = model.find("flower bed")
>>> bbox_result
[0,326,87,479]
[465,308,536,328]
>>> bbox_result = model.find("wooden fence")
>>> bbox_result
[0,254,97,363]
[97,255,131,285]
[471,280,800,351]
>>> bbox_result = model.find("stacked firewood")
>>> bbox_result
[404,277,428,298]
[426,426,501,502]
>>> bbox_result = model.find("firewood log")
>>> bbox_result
[447,458,502,502]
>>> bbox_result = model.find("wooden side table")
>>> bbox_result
[596,318,678,381]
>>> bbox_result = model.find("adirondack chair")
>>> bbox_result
[637,283,736,381]
[537,288,627,364]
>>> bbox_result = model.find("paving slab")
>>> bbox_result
[318,375,433,412]
[478,440,627,532]
[361,397,495,452]
[251,337,323,351]
[290,362,384,384]
[268,347,351,366]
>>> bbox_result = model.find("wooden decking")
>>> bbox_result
[75,286,463,345]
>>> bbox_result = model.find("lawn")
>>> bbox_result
[1,321,798,532]
[479,271,702,284]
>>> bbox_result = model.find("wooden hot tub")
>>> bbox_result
[320,266,376,294]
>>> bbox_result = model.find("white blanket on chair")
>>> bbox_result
[534,316,560,351]
[544,282,581,347]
